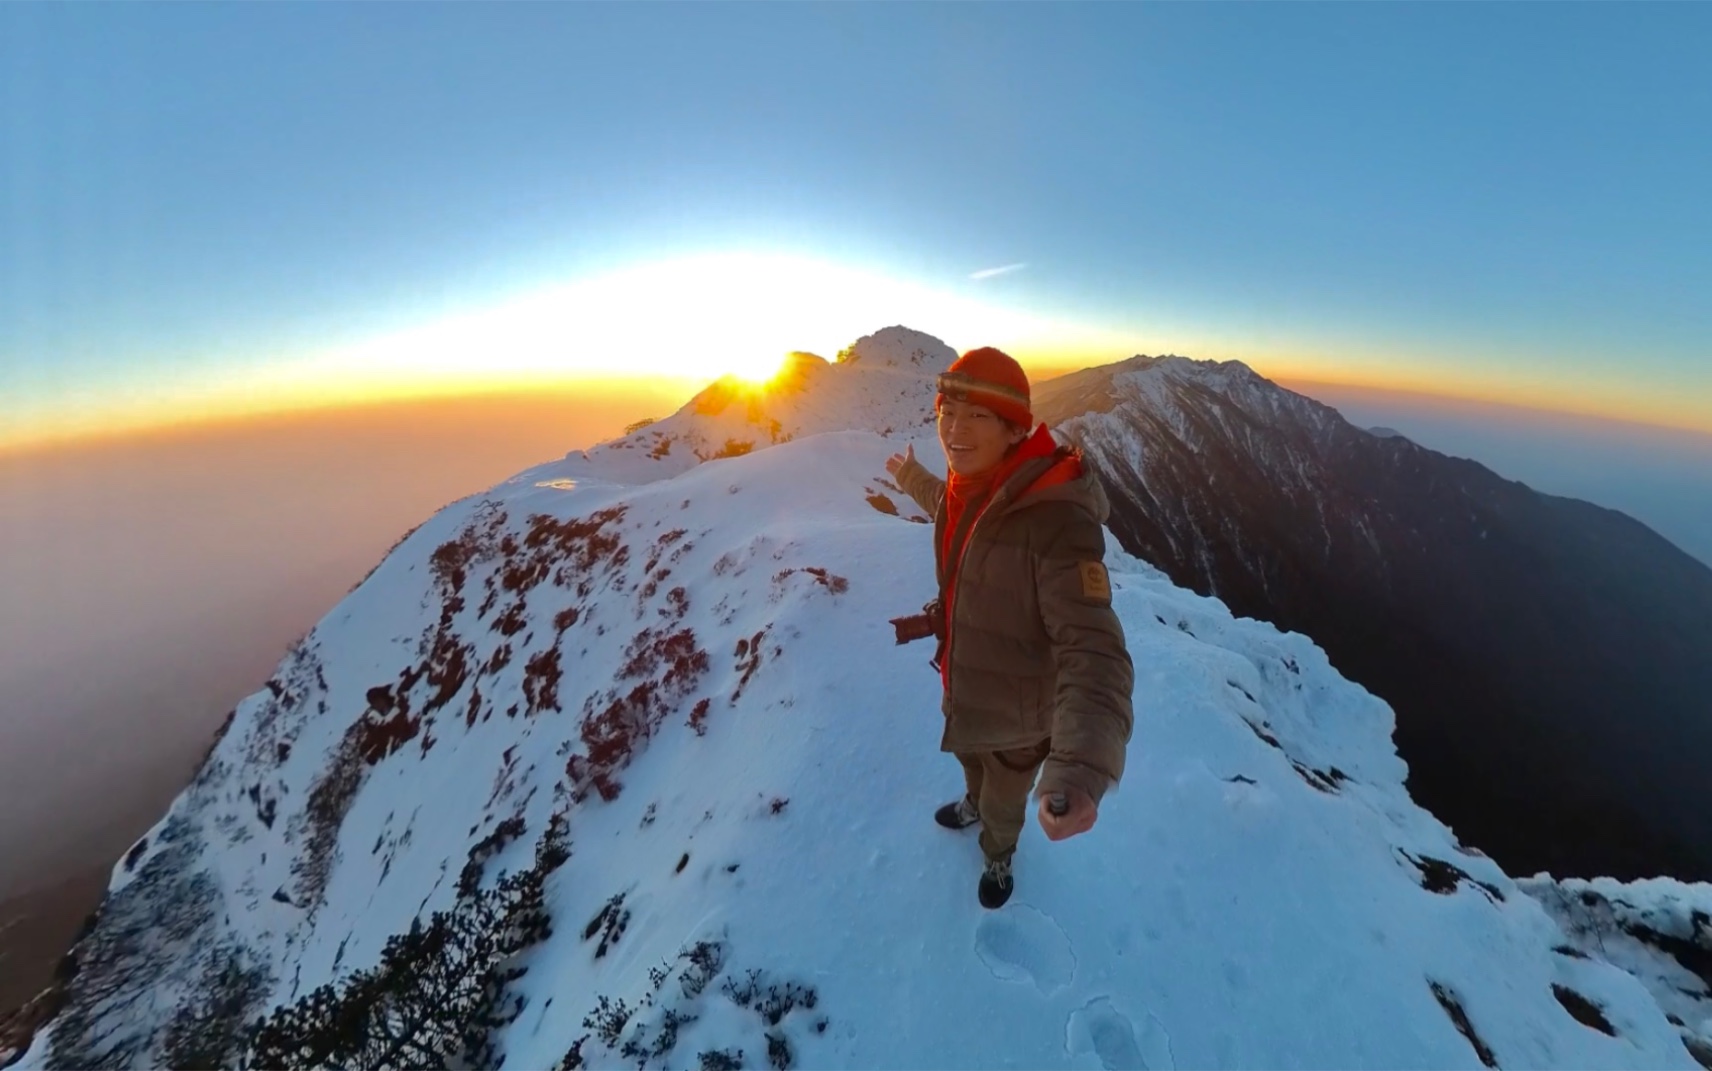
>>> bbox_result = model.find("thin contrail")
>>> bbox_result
[969,262,1027,281]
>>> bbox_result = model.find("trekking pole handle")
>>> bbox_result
[1046,792,1069,817]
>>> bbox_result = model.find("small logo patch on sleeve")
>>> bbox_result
[1079,561,1112,601]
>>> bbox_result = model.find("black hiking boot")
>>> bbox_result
[978,854,1014,909]
[934,795,980,830]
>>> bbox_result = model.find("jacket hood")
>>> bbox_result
[990,425,1110,524]
[1008,462,1110,525]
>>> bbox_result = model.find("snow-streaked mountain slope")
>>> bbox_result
[1520,877,1712,1066]
[1035,354,1712,886]
[12,340,1710,1070]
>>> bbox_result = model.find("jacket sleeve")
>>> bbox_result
[894,455,946,518]
[1033,509,1135,806]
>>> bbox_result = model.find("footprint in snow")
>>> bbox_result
[974,904,1076,996]
[1066,997,1173,1071]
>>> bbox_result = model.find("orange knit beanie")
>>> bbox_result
[935,347,1032,428]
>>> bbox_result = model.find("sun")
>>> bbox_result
[725,349,791,385]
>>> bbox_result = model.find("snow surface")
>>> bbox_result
[15,332,1711,1070]
[1520,875,1712,1056]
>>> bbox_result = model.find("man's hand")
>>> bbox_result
[885,443,915,477]
[1037,786,1098,841]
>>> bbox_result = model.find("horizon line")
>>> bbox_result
[6,361,1709,459]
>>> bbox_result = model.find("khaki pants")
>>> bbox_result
[956,738,1051,862]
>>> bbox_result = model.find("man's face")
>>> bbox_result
[937,397,1024,476]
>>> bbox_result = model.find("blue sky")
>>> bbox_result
[4,3,1710,444]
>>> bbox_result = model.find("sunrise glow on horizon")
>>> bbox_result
[5,5,1708,453]
[2,251,1131,452]
[9,279,1708,457]
[7,277,1711,454]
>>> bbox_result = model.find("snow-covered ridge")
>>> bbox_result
[1058,353,1351,454]
[1039,342,1712,898]
[1521,876,1712,1065]
[549,325,953,487]
[10,329,1710,1070]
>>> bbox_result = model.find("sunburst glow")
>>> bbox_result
[2,252,1144,451]
[250,252,1125,401]
[726,350,792,385]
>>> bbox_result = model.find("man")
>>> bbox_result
[886,346,1134,908]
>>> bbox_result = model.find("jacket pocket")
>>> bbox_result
[994,737,1052,772]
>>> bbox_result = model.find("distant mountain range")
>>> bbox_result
[1036,354,1712,882]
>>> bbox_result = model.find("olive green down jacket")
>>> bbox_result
[894,450,1135,806]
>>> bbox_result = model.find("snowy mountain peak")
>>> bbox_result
[834,325,957,372]
[539,327,951,488]
[1090,353,1266,388]
[1128,354,1301,407]
[1035,350,1350,465]
[1137,352,1255,376]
